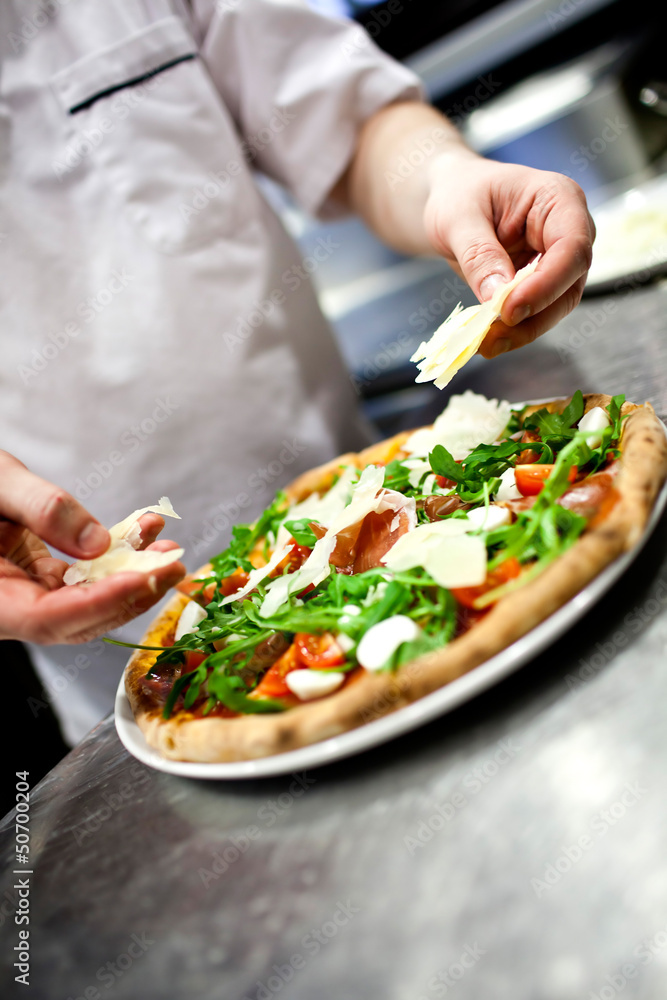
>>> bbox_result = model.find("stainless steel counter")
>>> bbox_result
[3,278,667,1000]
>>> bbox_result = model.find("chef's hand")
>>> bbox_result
[0,451,185,644]
[343,101,595,356]
[423,153,595,358]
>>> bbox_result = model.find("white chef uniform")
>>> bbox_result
[0,0,423,744]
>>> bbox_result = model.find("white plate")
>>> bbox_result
[585,172,667,294]
[115,409,667,779]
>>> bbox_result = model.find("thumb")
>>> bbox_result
[0,451,110,559]
[444,208,515,303]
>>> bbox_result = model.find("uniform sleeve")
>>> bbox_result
[196,0,425,218]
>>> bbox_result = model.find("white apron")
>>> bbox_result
[0,0,422,742]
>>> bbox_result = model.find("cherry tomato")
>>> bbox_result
[219,569,250,597]
[515,464,577,496]
[451,557,522,609]
[252,643,299,699]
[517,429,542,465]
[176,575,217,605]
[279,540,312,574]
[183,650,208,672]
[435,473,458,490]
[295,632,346,670]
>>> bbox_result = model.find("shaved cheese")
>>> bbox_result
[402,457,432,489]
[411,256,541,389]
[382,518,487,588]
[219,544,291,606]
[174,600,208,641]
[63,544,184,585]
[339,464,385,514]
[260,467,384,618]
[258,532,337,619]
[260,466,416,618]
[356,615,421,672]
[110,496,180,549]
[64,497,183,585]
[286,669,346,701]
[404,390,512,460]
[273,465,358,550]
[284,465,358,526]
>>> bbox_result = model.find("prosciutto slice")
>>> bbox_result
[331,503,415,574]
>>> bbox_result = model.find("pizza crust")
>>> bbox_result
[124,394,667,762]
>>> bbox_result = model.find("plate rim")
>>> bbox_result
[114,401,667,779]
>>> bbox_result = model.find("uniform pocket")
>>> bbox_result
[50,15,257,255]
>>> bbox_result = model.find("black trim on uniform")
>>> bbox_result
[68,53,196,114]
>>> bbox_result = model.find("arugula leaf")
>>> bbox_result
[390,630,451,670]
[207,670,286,714]
[284,519,320,547]
[362,580,411,630]
[210,524,254,580]
[524,390,584,450]
[210,491,288,580]
[487,434,588,570]
[162,665,207,718]
[506,406,527,436]
[428,440,518,503]
[560,389,585,430]
[606,394,626,438]
[383,459,414,493]
[429,445,465,484]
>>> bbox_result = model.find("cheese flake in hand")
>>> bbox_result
[411,256,541,389]
[64,496,183,585]
[109,496,180,548]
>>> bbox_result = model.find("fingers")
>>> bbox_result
[427,197,516,303]
[427,162,594,345]
[479,275,587,359]
[0,451,109,559]
[133,513,166,550]
[499,176,594,327]
[23,555,69,592]
[0,548,186,644]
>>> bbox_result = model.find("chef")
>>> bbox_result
[0,0,594,744]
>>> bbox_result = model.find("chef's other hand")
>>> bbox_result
[0,451,185,644]
[424,154,595,358]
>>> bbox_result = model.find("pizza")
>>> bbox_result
[123,389,667,763]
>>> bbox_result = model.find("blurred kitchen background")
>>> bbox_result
[262,0,667,436]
